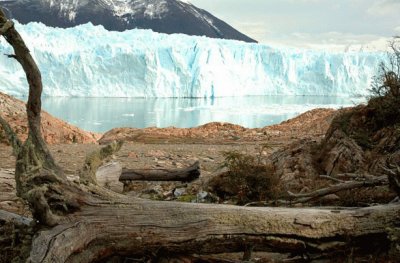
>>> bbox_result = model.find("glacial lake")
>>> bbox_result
[40,96,364,133]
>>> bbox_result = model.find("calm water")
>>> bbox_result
[40,96,363,132]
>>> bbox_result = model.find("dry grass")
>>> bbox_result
[209,148,282,205]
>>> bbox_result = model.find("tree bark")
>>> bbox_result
[28,199,400,262]
[120,161,200,182]
[0,209,32,262]
[287,175,388,204]
[0,10,56,171]
[79,141,123,184]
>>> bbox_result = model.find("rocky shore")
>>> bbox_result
[0,92,99,144]
[2,91,395,210]
[0,91,343,213]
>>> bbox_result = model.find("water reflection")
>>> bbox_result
[41,96,363,132]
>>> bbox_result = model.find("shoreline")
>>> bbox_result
[1,91,341,145]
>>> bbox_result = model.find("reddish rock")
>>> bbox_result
[99,109,338,144]
[0,92,100,144]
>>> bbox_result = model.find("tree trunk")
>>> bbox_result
[0,8,399,263]
[28,199,400,262]
[0,11,56,171]
[120,161,200,182]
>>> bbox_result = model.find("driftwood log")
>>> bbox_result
[120,161,200,182]
[0,9,399,262]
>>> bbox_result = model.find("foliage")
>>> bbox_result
[367,39,400,130]
[328,39,400,149]
[371,39,400,98]
[211,145,281,205]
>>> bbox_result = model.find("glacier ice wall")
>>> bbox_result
[0,22,387,97]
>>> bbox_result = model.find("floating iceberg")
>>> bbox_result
[0,22,388,97]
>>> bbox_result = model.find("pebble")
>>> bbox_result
[173,188,186,197]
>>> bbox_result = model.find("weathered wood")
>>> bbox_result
[0,169,29,215]
[0,209,33,263]
[383,163,400,197]
[29,200,400,262]
[96,162,124,193]
[120,161,200,182]
[287,175,388,204]
[0,9,56,170]
[0,209,32,226]
[79,141,123,184]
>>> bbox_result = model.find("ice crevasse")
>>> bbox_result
[0,22,388,98]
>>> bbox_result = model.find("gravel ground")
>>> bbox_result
[1,141,268,171]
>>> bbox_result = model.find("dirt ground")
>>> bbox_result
[0,107,336,207]
[1,141,265,168]
[0,107,337,212]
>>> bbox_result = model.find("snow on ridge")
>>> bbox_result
[99,0,135,17]
[40,0,170,20]
[0,22,388,98]
[108,0,169,18]
[43,0,85,21]
[183,3,221,34]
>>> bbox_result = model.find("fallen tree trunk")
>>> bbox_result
[120,161,200,182]
[28,199,400,262]
[2,165,398,261]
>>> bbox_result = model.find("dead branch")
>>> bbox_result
[383,162,400,197]
[335,173,375,180]
[287,175,388,204]
[0,209,32,226]
[319,175,345,183]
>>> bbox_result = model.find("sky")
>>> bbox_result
[189,0,400,50]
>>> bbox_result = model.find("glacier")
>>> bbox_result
[0,22,388,98]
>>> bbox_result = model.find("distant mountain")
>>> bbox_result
[0,0,257,42]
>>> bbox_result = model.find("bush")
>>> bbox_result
[209,148,281,205]
[328,39,400,147]
[368,39,400,130]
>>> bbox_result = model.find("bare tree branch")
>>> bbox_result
[287,176,388,204]
[319,175,345,183]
